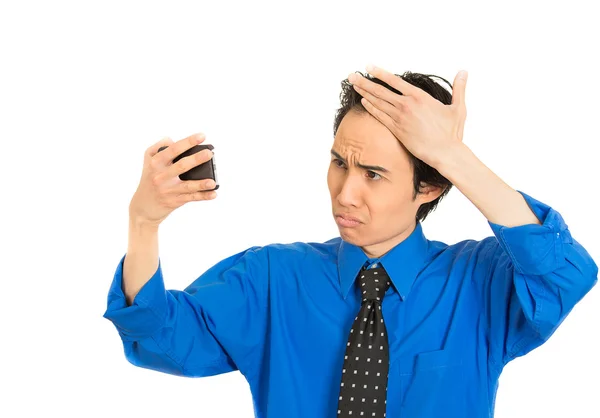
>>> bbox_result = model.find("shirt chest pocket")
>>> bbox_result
[392,348,466,417]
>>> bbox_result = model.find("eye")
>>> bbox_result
[366,171,382,181]
[333,159,344,168]
[332,159,382,181]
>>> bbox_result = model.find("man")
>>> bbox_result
[103,65,598,417]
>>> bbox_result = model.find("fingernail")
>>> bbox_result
[207,180,215,187]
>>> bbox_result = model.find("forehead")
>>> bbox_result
[333,111,410,169]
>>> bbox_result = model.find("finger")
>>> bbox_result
[169,178,217,195]
[147,136,174,158]
[360,97,396,131]
[364,64,424,98]
[350,72,407,107]
[353,85,401,122]
[154,132,206,164]
[177,189,217,204]
[164,147,214,179]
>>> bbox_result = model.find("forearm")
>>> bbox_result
[436,143,541,228]
[123,217,160,306]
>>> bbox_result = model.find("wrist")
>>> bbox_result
[129,215,160,233]
[433,143,471,179]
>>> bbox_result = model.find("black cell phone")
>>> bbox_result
[157,143,219,190]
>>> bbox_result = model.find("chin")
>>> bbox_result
[338,228,363,244]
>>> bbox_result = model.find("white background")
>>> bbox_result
[1,0,598,417]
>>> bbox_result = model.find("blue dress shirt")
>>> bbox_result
[103,190,598,417]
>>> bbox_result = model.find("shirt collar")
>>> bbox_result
[337,221,430,301]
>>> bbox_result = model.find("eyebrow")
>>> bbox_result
[330,149,390,174]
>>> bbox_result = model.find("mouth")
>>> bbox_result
[336,213,362,223]
[335,213,363,228]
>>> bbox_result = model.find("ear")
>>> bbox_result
[418,182,446,202]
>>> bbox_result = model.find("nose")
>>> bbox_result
[336,173,363,208]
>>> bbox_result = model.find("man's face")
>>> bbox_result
[327,109,442,258]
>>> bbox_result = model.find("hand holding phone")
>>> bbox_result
[128,133,219,227]
[157,143,219,188]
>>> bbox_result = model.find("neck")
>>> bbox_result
[361,220,417,259]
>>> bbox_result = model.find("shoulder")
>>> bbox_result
[259,236,342,264]
[425,235,500,272]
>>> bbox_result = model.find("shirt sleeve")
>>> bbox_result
[474,190,598,371]
[102,245,270,379]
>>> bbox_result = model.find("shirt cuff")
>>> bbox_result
[487,190,573,276]
[102,253,168,340]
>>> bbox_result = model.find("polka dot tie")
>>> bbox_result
[337,262,391,417]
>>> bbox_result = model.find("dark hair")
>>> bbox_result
[333,70,455,223]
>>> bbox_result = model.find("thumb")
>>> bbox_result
[451,70,468,109]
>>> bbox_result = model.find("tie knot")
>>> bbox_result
[357,266,390,303]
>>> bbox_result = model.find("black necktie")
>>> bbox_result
[337,262,391,417]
